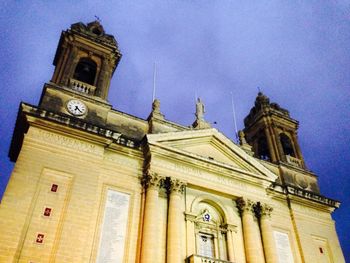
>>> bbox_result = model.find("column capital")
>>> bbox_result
[141,170,165,190]
[260,203,273,218]
[169,178,186,195]
[236,197,255,214]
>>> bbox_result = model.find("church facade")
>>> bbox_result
[0,21,345,263]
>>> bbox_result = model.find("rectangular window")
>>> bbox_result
[198,233,215,258]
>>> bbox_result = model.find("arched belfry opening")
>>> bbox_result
[280,133,295,157]
[73,58,97,85]
[257,136,270,160]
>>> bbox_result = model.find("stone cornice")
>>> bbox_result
[9,103,140,162]
[269,183,340,209]
[27,103,137,145]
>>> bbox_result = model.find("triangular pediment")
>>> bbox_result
[146,128,277,181]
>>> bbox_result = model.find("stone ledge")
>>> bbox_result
[270,183,340,208]
[9,103,140,162]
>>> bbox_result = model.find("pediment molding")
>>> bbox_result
[146,128,277,182]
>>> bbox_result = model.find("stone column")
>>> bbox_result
[167,179,186,263]
[260,204,278,263]
[140,171,164,263]
[236,198,265,263]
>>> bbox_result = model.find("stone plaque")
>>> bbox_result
[274,231,294,263]
[96,190,130,263]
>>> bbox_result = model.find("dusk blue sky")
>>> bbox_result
[0,1,349,260]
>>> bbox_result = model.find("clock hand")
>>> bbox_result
[74,106,83,113]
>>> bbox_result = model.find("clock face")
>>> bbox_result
[66,99,87,116]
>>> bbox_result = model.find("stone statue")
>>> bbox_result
[195,98,205,120]
[238,130,247,145]
[147,98,164,122]
[152,99,161,113]
[238,130,254,156]
[192,97,211,129]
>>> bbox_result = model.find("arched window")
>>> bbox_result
[73,58,97,85]
[280,133,295,157]
[257,136,270,160]
[193,201,228,260]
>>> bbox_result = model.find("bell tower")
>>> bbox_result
[50,21,121,99]
[243,92,305,169]
[39,21,121,126]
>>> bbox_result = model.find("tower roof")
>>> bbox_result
[244,92,291,127]
[53,20,121,67]
[70,20,118,47]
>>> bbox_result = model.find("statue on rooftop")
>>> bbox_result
[195,98,205,121]
[193,97,211,129]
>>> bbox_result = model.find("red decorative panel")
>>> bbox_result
[51,184,58,192]
[36,233,44,244]
[44,207,52,217]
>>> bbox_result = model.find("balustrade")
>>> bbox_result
[286,155,303,168]
[69,78,96,95]
[186,255,233,263]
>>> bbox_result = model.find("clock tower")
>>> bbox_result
[39,20,121,126]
